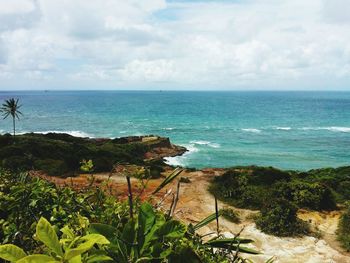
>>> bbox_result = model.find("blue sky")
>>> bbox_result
[0,0,350,90]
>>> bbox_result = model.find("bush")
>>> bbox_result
[338,204,350,251]
[34,159,68,176]
[0,133,152,176]
[273,181,336,211]
[255,198,309,237]
[220,208,240,223]
[247,166,291,185]
[290,182,336,210]
[2,156,32,171]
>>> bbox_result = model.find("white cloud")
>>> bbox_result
[0,0,36,15]
[0,0,350,90]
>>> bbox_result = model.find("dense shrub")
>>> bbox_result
[255,198,309,237]
[337,204,350,251]
[273,181,336,210]
[0,133,151,176]
[247,166,291,185]
[2,155,32,171]
[210,166,343,216]
[220,208,240,223]
[34,159,69,176]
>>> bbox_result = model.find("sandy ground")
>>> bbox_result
[31,169,350,263]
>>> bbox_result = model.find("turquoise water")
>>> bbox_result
[1,90,350,170]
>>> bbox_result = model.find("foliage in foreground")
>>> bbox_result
[0,169,261,262]
[337,203,350,251]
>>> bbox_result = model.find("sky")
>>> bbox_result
[0,0,350,90]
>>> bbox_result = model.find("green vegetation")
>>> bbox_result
[337,203,350,251]
[255,199,309,237]
[0,133,165,176]
[209,166,350,237]
[219,208,240,224]
[208,166,345,211]
[0,169,261,262]
[0,98,22,138]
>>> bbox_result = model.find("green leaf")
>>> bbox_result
[86,254,113,263]
[140,214,165,256]
[155,220,187,239]
[16,254,58,263]
[152,168,183,194]
[135,257,153,263]
[61,225,75,239]
[89,223,117,241]
[0,244,26,262]
[206,237,254,245]
[138,203,156,250]
[36,217,63,257]
[68,254,81,263]
[121,219,136,255]
[193,211,222,231]
[65,234,110,260]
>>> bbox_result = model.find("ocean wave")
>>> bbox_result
[275,127,291,131]
[164,143,199,167]
[190,140,221,148]
[242,128,261,133]
[299,127,350,133]
[162,127,175,131]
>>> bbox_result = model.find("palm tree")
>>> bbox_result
[1,98,22,138]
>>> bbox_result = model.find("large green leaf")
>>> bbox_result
[206,237,254,245]
[68,254,81,263]
[36,217,63,257]
[16,254,58,263]
[89,223,117,241]
[138,203,156,250]
[65,234,110,260]
[155,220,187,239]
[193,212,222,231]
[152,168,183,194]
[121,219,136,256]
[86,254,113,262]
[140,214,165,256]
[0,244,26,262]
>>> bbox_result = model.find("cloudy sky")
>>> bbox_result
[0,0,350,90]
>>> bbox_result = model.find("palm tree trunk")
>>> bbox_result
[13,116,15,138]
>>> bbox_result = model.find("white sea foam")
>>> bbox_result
[22,130,93,137]
[326,126,350,133]
[164,143,199,167]
[242,128,261,133]
[276,127,291,131]
[162,127,175,130]
[190,140,221,148]
[299,127,350,133]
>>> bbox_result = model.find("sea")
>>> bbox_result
[0,90,350,171]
